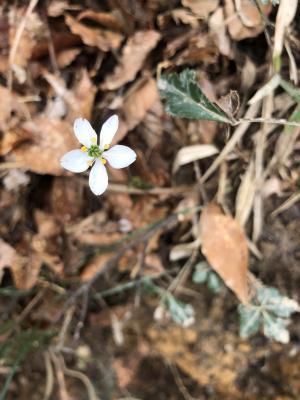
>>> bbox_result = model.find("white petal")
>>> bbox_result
[103,145,137,169]
[99,115,119,149]
[60,150,93,173]
[89,159,108,195]
[74,118,97,147]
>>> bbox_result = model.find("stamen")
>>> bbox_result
[101,158,107,165]
[91,137,97,145]
[81,146,88,152]
[87,160,93,167]
[103,144,110,150]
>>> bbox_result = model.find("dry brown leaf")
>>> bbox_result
[47,1,80,17]
[235,160,256,227]
[80,253,114,281]
[273,0,298,60]
[68,69,96,121]
[78,10,124,31]
[113,77,159,143]
[182,0,219,18]
[157,9,200,29]
[209,7,232,58]
[10,117,77,175]
[224,0,271,41]
[0,238,16,271]
[65,14,123,52]
[175,34,219,65]
[0,128,32,157]
[200,203,249,303]
[9,8,44,83]
[56,48,81,69]
[0,85,28,133]
[101,30,160,90]
[0,239,41,290]
[43,68,96,121]
[50,177,84,222]
[173,144,219,174]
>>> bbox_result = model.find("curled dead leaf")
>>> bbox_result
[224,0,271,41]
[113,77,159,144]
[200,203,249,303]
[65,14,123,52]
[10,117,77,175]
[182,0,219,19]
[80,253,114,282]
[0,239,41,290]
[78,10,124,32]
[101,30,161,91]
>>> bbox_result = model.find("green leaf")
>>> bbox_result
[258,286,300,318]
[239,304,261,339]
[192,261,209,284]
[262,313,290,344]
[158,69,233,124]
[207,272,222,293]
[164,294,195,327]
[257,286,280,304]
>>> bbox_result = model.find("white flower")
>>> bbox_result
[60,115,136,195]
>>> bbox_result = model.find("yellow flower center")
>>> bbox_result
[101,158,107,165]
[91,137,97,145]
[103,144,110,150]
[81,146,88,152]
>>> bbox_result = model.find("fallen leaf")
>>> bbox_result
[157,9,200,30]
[182,0,219,19]
[80,253,114,281]
[199,203,249,303]
[0,239,41,290]
[0,85,28,135]
[3,169,30,191]
[50,177,84,222]
[174,34,219,66]
[56,47,81,69]
[47,1,81,17]
[273,0,298,61]
[43,68,96,120]
[0,127,32,156]
[235,160,256,227]
[173,144,219,174]
[78,10,124,31]
[101,30,161,90]
[224,0,271,41]
[65,14,123,52]
[10,117,77,175]
[9,8,44,83]
[113,77,160,143]
[209,7,233,58]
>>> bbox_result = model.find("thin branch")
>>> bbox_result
[237,117,300,127]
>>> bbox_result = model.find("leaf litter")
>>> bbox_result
[1,0,300,398]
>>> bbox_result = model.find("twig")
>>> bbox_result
[201,101,261,183]
[43,352,54,400]
[271,191,300,217]
[56,307,75,351]
[8,0,39,89]
[62,361,100,400]
[237,117,300,127]
[56,212,186,321]
[50,351,70,400]
[106,182,195,196]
